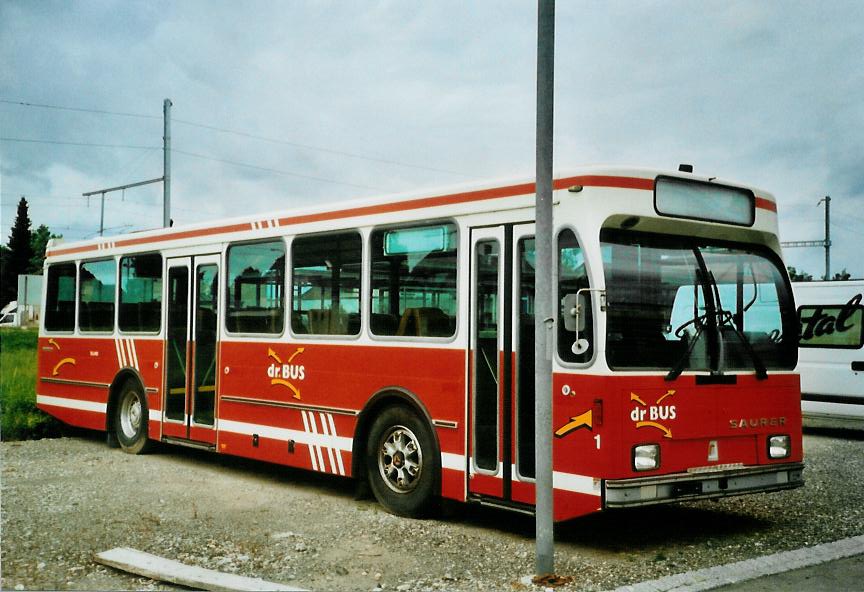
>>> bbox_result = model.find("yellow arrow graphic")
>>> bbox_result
[655,389,676,404]
[636,421,672,438]
[554,409,593,438]
[630,392,647,406]
[48,338,61,350]
[52,357,76,376]
[271,378,301,400]
[267,348,283,364]
[288,347,305,363]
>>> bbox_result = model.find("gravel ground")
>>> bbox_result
[2,428,863,592]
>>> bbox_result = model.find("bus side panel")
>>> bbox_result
[217,341,466,497]
[36,336,165,433]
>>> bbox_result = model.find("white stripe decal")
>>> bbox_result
[319,412,338,475]
[327,413,345,475]
[299,411,319,471]
[114,338,124,368]
[127,338,139,370]
[441,452,464,471]
[307,412,326,472]
[37,395,106,414]
[118,338,128,367]
[553,471,601,496]
[220,418,352,450]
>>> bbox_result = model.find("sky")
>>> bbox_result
[1,1,862,279]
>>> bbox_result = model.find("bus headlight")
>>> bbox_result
[768,435,791,459]
[633,444,660,471]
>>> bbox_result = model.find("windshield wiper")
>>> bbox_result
[666,268,713,381]
[706,270,768,380]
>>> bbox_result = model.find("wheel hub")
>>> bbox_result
[378,425,423,494]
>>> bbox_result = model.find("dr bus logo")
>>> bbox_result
[266,347,305,399]
[630,390,677,438]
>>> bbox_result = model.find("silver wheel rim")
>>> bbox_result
[119,390,142,440]
[377,424,423,494]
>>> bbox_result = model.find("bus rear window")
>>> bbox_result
[45,263,76,332]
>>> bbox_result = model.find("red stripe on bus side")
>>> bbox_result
[755,196,777,212]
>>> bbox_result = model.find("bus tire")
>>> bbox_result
[113,380,152,455]
[366,405,438,517]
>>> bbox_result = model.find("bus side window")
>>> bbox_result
[370,222,457,338]
[558,229,592,363]
[291,231,362,336]
[119,253,163,333]
[45,262,77,332]
[79,259,116,332]
[226,240,285,334]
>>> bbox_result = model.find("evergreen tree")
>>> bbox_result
[28,224,60,274]
[2,197,35,306]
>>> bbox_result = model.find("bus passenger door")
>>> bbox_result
[468,223,535,503]
[162,255,220,446]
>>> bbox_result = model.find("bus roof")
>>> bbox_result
[46,165,776,259]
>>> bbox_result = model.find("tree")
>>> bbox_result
[28,224,61,274]
[786,266,812,282]
[0,245,12,307]
[832,268,851,281]
[2,197,35,306]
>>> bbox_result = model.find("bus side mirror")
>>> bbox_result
[562,293,586,332]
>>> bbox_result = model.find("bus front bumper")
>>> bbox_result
[604,462,804,508]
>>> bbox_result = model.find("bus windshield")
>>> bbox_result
[601,229,797,374]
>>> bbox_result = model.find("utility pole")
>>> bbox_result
[83,99,172,236]
[534,0,555,578]
[163,98,172,228]
[819,195,831,279]
[780,195,831,280]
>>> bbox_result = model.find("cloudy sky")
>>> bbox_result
[2,1,862,278]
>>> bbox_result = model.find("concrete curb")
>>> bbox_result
[608,535,864,592]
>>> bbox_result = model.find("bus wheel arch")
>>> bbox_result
[107,371,152,455]
[353,388,441,516]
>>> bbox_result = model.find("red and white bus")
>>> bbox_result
[37,166,804,521]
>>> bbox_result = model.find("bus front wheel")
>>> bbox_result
[113,380,152,455]
[366,406,438,517]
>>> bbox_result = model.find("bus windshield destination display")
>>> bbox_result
[654,175,755,226]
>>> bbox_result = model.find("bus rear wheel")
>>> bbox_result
[114,380,152,455]
[366,406,438,517]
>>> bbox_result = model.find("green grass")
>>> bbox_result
[0,327,62,440]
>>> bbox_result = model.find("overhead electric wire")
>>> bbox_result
[1,137,159,150]
[173,117,474,178]
[0,99,158,120]
[171,148,382,191]
[3,97,472,178]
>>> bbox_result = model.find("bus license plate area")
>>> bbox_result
[604,463,803,508]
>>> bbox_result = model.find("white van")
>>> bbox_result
[0,300,18,326]
[792,281,864,428]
